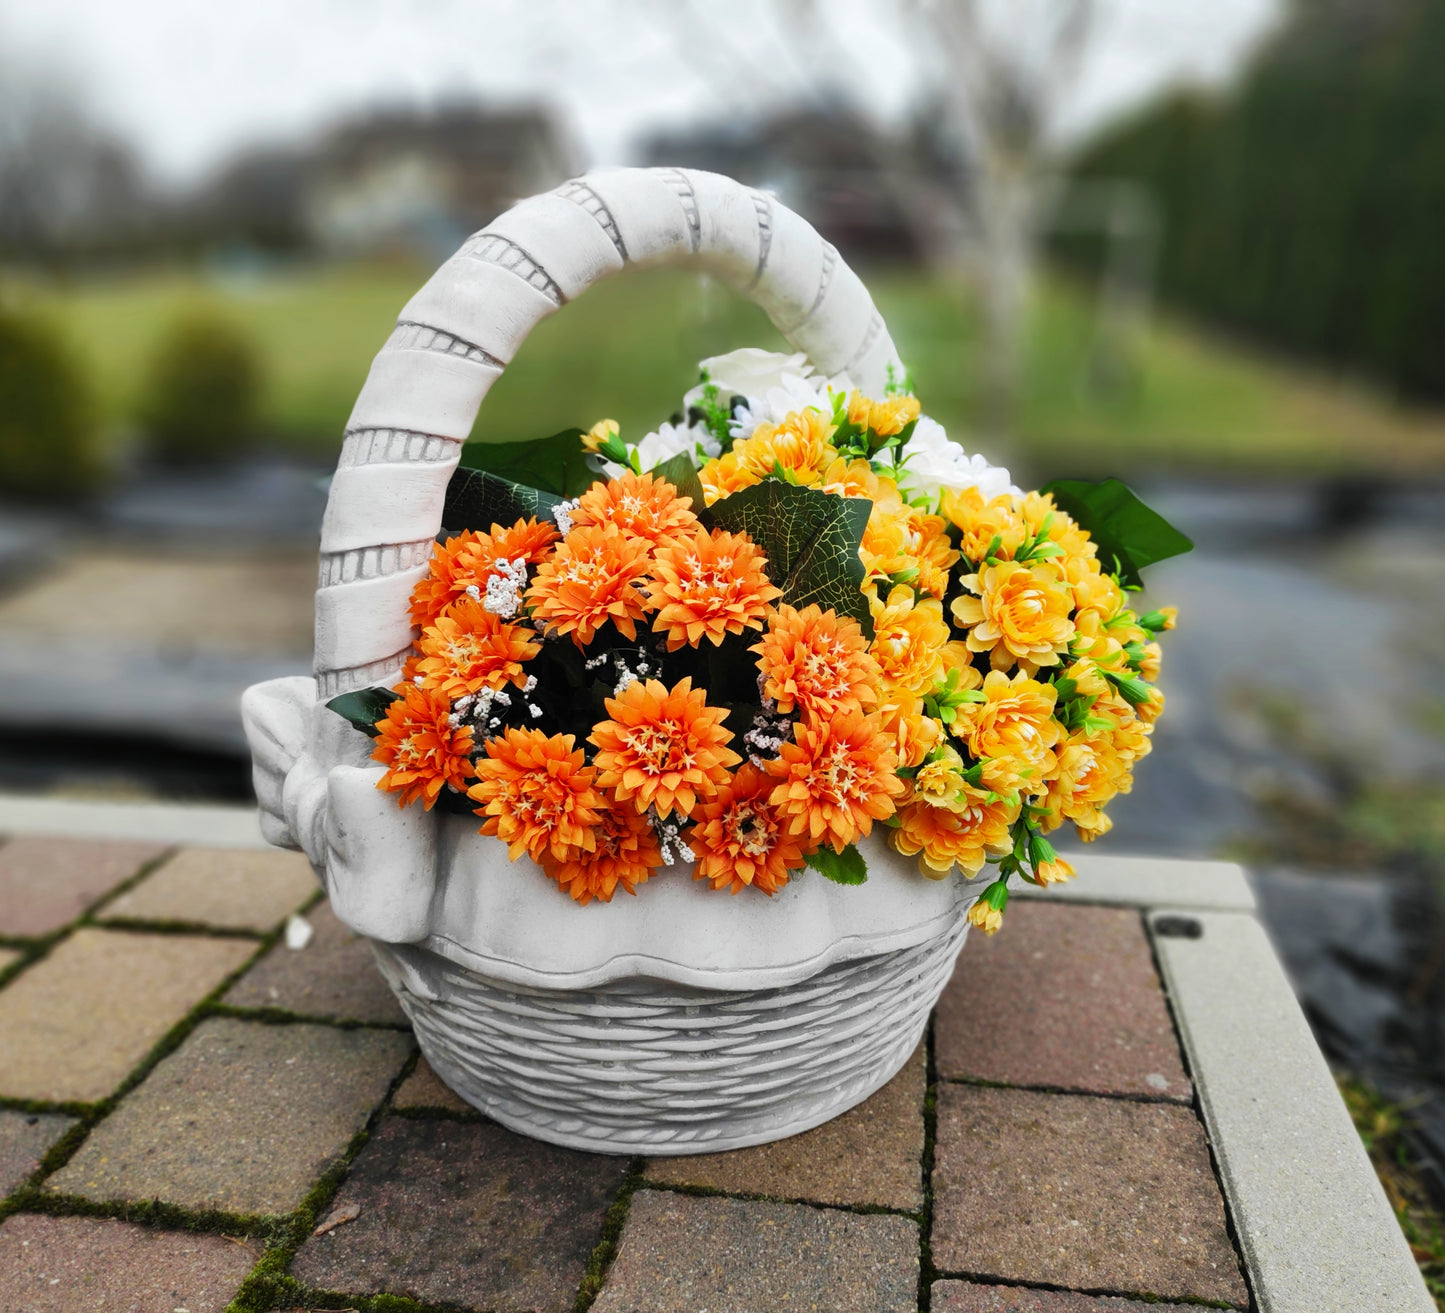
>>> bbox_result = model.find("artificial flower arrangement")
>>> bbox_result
[327,349,1190,933]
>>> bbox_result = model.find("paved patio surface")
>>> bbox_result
[0,821,1431,1312]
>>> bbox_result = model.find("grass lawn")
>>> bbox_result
[15,257,1445,481]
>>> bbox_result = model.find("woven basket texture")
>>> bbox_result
[374,914,968,1154]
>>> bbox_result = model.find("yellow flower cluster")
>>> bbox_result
[702,397,1176,923]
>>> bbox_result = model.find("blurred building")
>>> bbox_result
[200,103,582,258]
[642,107,963,263]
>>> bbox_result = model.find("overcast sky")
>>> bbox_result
[1,0,1282,186]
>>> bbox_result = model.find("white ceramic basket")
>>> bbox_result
[242,166,981,1154]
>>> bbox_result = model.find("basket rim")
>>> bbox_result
[370,821,984,992]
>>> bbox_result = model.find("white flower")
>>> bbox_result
[728,373,841,442]
[604,421,719,478]
[683,348,812,407]
[888,416,1020,506]
[682,348,853,445]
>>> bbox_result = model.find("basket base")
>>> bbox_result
[371,915,968,1156]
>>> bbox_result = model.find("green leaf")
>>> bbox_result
[326,688,401,737]
[457,428,599,498]
[443,465,560,534]
[1039,478,1193,589]
[708,480,874,636]
[807,843,868,885]
[649,453,711,525]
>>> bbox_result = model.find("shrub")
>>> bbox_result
[0,306,103,499]
[138,308,263,463]
[1059,0,1445,399]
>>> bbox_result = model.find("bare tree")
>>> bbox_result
[645,0,1099,443]
[0,60,148,260]
[911,1,1095,437]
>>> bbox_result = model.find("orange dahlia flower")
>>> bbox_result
[648,528,780,651]
[526,522,652,646]
[687,763,808,895]
[410,532,487,629]
[590,677,740,818]
[571,470,699,547]
[468,729,605,864]
[409,520,559,628]
[954,669,1061,795]
[542,800,665,905]
[371,685,475,809]
[752,603,879,720]
[413,600,540,699]
[766,709,903,852]
[889,784,1019,877]
[951,560,1075,674]
[869,585,950,698]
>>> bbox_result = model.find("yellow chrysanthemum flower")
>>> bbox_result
[870,584,950,697]
[909,743,971,810]
[699,450,760,505]
[940,487,1027,564]
[878,689,943,769]
[1040,735,1129,841]
[951,560,1075,674]
[847,390,921,438]
[890,782,1019,877]
[939,641,980,681]
[582,418,621,453]
[967,899,1004,934]
[1034,854,1076,886]
[954,669,1061,795]
[1064,554,1123,627]
[819,455,883,501]
[734,407,837,487]
[1020,492,1096,562]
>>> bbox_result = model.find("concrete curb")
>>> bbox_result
[0,794,267,849]
[1150,907,1434,1313]
[1018,853,1257,911]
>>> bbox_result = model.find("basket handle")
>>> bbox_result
[314,166,904,696]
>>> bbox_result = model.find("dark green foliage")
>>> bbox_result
[0,306,103,498]
[1059,0,1445,398]
[138,308,263,462]
[650,452,711,522]
[707,480,874,635]
[326,688,401,736]
[807,843,868,885]
[1040,477,1193,588]
[443,465,561,534]
[457,427,598,498]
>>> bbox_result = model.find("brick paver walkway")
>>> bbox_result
[0,839,1254,1312]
